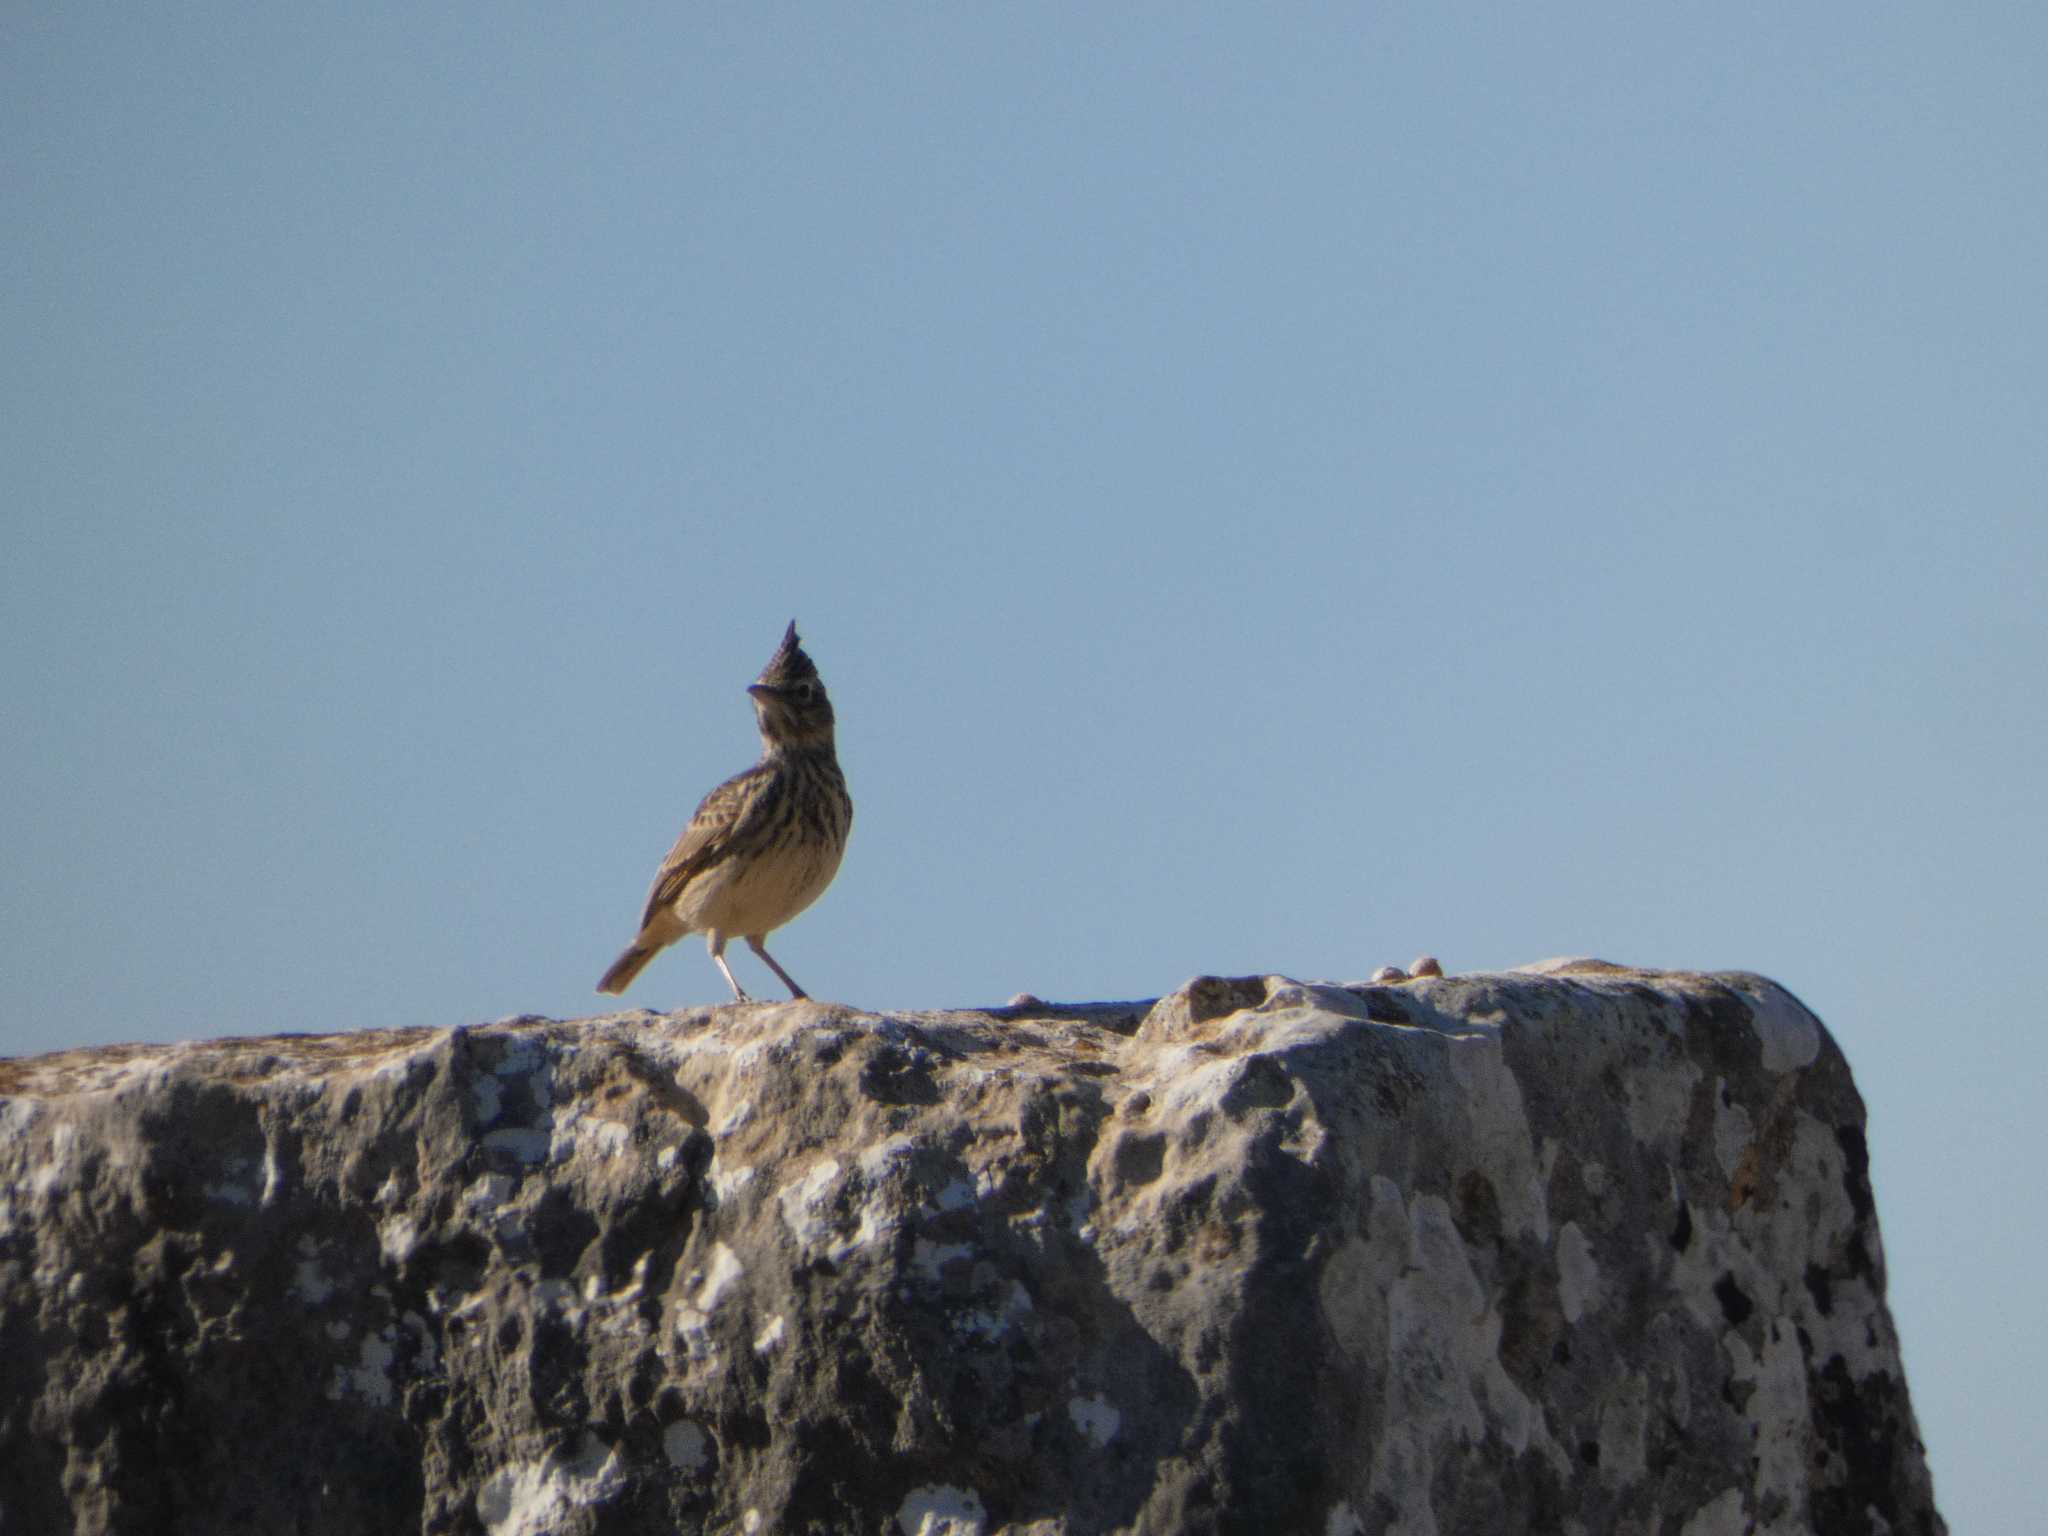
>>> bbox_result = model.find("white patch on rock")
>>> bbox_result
[29,1121,78,1205]
[462,1173,515,1215]
[861,1133,918,1178]
[495,1040,548,1091]
[714,1099,754,1136]
[1368,1431,1439,1536]
[776,1154,904,1264]
[1280,1114,1327,1165]
[913,1239,972,1282]
[1679,1487,1748,1536]
[1388,1196,1486,1436]
[1367,1184,1566,1528]
[292,1236,335,1305]
[328,1330,395,1407]
[1557,1222,1602,1324]
[379,1213,420,1266]
[1772,1113,1861,1300]
[693,1242,745,1311]
[402,1311,438,1371]
[532,1280,579,1320]
[1319,1237,1387,1363]
[663,1418,709,1473]
[1667,1200,1767,1336]
[1444,1041,1548,1240]
[471,1074,503,1125]
[1623,1059,1702,1153]
[675,1242,746,1357]
[753,1313,786,1354]
[1321,1178,1414,1368]
[260,1141,285,1205]
[956,1281,1033,1339]
[0,1098,40,1149]
[1597,1372,1649,1489]
[1729,1321,1812,1517]
[559,1113,629,1161]
[710,1161,756,1209]
[475,1432,624,1536]
[204,1159,256,1206]
[1750,987,1821,1073]
[612,1251,653,1307]
[851,1193,897,1253]
[1712,1089,1755,1179]
[1065,1185,1094,1228]
[895,1483,987,1536]
[1067,1393,1120,1447]
[777,1158,845,1250]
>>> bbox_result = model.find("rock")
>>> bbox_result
[0,966,1944,1534]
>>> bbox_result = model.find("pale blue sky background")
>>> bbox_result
[4,5,2042,1525]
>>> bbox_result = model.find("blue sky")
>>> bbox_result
[4,5,2042,1525]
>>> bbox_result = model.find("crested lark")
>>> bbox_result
[597,621,852,1002]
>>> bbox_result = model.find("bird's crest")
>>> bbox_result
[756,619,819,689]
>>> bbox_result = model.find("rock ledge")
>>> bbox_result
[0,965,1943,1534]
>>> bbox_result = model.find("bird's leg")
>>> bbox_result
[748,937,809,1000]
[708,935,753,1002]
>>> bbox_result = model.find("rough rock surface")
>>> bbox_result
[0,962,1942,1535]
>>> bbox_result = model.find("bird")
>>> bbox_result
[597,620,852,1002]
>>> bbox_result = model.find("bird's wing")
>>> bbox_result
[638,762,781,929]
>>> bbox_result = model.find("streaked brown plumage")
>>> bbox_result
[597,621,852,1002]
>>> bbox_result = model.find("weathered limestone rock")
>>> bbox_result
[0,963,1943,1534]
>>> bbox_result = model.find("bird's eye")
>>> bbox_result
[793,680,816,703]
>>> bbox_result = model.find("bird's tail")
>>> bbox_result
[597,943,658,995]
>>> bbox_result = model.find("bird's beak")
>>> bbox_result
[747,683,778,699]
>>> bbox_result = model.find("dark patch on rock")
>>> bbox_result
[858,1040,942,1106]
[1111,1130,1167,1186]
[1805,1263,1836,1317]
[1810,1355,1942,1536]
[1219,1055,1294,1115]
[1835,1122,1876,1222]
[1360,991,1414,1025]
[529,1186,601,1279]
[1714,1271,1755,1327]
[1455,1168,1504,1247]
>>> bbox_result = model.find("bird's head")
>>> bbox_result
[748,620,836,750]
